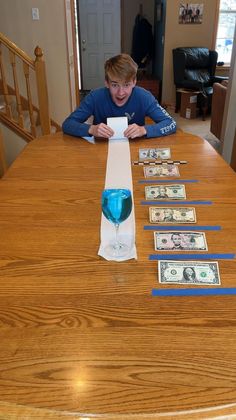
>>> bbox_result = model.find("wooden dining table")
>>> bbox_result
[0,130,236,419]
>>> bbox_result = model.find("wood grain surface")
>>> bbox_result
[0,131,236,419]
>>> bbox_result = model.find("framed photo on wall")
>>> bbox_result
[179,3,204,24]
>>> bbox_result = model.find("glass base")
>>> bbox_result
[105,241,130,259]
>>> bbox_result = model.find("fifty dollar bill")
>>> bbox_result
[144,165,180,178]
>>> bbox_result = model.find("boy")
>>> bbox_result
[62,53,176,140]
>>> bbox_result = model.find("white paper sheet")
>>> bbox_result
[107,116,128,140]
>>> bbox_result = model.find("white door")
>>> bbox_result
[78,0,121,90]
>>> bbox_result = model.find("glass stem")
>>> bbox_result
[115,223,120,249]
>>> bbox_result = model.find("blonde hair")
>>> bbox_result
[104,54,138,82]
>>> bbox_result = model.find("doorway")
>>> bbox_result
[77,0,121,90]
[71,0,166,102]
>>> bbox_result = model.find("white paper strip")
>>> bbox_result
[98,138,137,261]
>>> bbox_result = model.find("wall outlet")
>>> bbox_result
[32,8,39,20]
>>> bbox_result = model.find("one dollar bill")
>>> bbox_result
[158,260,221,285]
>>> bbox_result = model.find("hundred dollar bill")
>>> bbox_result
[144,165,180,178]
[139,147,171,160]
[145,184,186,200]
[158,260,221,285]
[154,231,208,251]
[149,207,196,224]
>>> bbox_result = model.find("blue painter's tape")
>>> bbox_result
[141,201,213,205]
[149,253,235,260]
[152,288,236,297]
[144,225,221,231]
[139,179,199,184]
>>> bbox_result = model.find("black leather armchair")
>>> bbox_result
[172,47,227,119]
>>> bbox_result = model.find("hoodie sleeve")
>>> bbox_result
[62,92,95,138]
[144,101,177,138]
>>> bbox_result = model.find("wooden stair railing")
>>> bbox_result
[0,32,60,143]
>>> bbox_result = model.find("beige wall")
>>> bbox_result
[163,0,218,105]
[0,0,71,125]
[0,124,26,167]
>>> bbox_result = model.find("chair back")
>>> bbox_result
[173,47,218,88]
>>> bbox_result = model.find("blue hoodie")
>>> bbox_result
[62,86,176,139]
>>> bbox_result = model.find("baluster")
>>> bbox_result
[23,62,37,137]
[0,126,7,175]
[0,42,12,118]
[34,46,50,135]
[9,50,24,128]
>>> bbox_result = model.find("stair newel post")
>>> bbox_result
[34,46,51,135]
[23,62,37,137]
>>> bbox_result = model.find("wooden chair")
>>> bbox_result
[210,81,228,141]
[0,126,7,176]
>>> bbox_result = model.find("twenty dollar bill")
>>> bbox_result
[145,184,186,200]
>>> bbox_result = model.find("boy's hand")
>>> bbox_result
[124,124,147,139]
[89,123,114,138]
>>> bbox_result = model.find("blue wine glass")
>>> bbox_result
[102,188,132,258]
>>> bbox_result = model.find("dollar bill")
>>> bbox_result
[139,147,171,160]
[154,231,208,251]
[149,207,196,224]
[158,260,221,285]
[145,184,186,200]
[144,165,180,178]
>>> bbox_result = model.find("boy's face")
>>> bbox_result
[105,78,136,107]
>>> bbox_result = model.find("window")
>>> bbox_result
[215,0,236,64]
